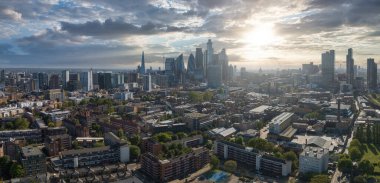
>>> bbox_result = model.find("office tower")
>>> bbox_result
[302,62,319,75]
[321,50,335,86]
[80,71,93,92]
[112,72,124,87]
[207,64,222,88]
[176,54,185,84]
[187,53,196,74]
[218,48,229,82]
[195,48,204,71]
[207,39,213,66]
[203,50,208,77]
[367,58,377,91]
[61,70,69,88]
[49,74,60,89]
[165,58,175,75]
[143,74,152,92]
[0,69,4,83]
[98,72,112,89]
[140,51,145,74]
[38,73,49,90]
[346,48,354,85]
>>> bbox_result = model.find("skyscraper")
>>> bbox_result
[321,50,335,86]
[143,74,152,92]
[62,70,70,88]
[195,48,203,70]
[207,39,213,66]
[218,48,229,82]
[346,48,354,85]
[140,51,145,75]
[176,54,185,84]
[187,53,196,74]
[367,58,377,91]
[80,70,93,92]
[207,64,222,88]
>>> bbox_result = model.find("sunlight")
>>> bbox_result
[243,23,281,47]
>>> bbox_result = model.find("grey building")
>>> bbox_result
[20,146,47,176]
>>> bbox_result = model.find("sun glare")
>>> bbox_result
[243,24,281,47]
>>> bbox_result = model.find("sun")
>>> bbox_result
[243,23,281,47]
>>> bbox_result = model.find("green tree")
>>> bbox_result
[349,147,362,161]
[350,139,362,147]
[247,138,269,151]
[48,122,55,127]
[235,136,244,145]
[310,174,330,183]
[14,118,29,129]
[10,163,24,178]
[130,145,141,160]
[129,135,141,146]
[203,91,213,101]
[72,140,80,149]
[224,160,237,173]
[210,155,220,169]
[0,156,11,178]
[176,132,187,139]
[358,160,374,175]
[353,175,367,183]
[338,158,353,173]
[117,128,125,139]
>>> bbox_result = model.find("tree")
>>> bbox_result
[72,140,80,149]
[338,158,353,173]
[358,160,374,175]
[10,163,24,178]
[13,118,29,129]
[176,132,187,139]
[224,160,237,173]
[130,145,141,160]
[247,138,268,151]
[0,156,11,178]
[310,174,330,183]
[349,147,362,161]
[235,136,244,145]
[350,139,362,147]
[117,129,125,139]
[129,135,141,146]
[353,175,367,183]
[48,122,55,127]
[210,155,220,169]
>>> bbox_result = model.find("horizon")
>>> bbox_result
[1,0,380,69]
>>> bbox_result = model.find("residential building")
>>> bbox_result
[321,50,335,87]
[141,147,210,182]
[20,146,47,176]
[45,134,72,156]
[367,58,377,91]
[346,48,355,85]
[299,146,329,174]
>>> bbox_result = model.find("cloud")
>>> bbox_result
[0,8,22,21]
[60,18,190,37]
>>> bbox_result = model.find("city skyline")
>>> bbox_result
[1,0,380,70]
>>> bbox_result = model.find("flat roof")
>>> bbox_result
[61,146,111,156]
[249,105,270,114]
[22,146,44,157]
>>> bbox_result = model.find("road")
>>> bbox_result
[331,98,361,183]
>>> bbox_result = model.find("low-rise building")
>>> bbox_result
[141,147,210,182]
[45,134,72,156]
[299,146,329,174]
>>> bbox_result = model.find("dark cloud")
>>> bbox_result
[0,44,15,55]
[60,19,190,37]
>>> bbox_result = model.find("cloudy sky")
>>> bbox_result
[1,0,380,70]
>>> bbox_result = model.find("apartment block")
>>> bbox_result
[20,146,47,176]
[299,146,329,174]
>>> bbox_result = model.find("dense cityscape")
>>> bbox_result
[1,1,380,183]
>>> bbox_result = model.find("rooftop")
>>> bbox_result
[22,146,44,157]
[249,105,271,114]
[300,146,328,158]
[61,146,111,156]
[271,112,294,125]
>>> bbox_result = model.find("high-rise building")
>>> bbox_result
[346,48,354,85]
[195,48,204,80]
[80,70,93,92]
[299,146,329,174]
[49,74,60,89]
[207,64,222,88]
[140,51,145,74]
[98,72,112,89]
[321,50,335,86]
[207,39,213,66]
[187,53,196,74]
[38,73,49,90]
[143,74,152,92]
[176,54,185,84]
[61,70,70,88]
[0,69,4,83]
[367,58,377,91]
[218,48,229,82]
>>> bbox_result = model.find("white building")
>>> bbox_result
[80,70,93,92]
[269,112,294,134]
[113,92,134,101]
[299,146,329,174]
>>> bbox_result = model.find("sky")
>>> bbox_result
[1,0,380,70]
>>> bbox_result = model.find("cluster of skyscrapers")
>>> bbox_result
[317,48,378,92]
[162,39,232,88]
